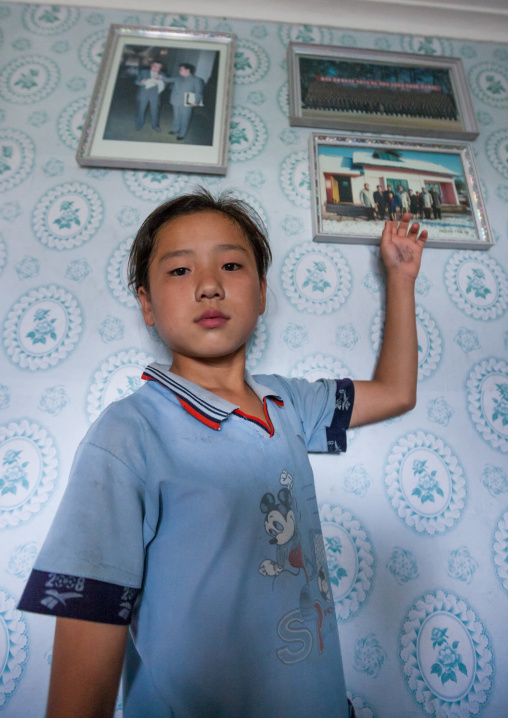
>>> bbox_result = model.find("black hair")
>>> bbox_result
[148,60,166,73]
[179,62,195,74]
[128,187,272,294]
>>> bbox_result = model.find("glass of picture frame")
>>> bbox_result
[76,24,236,175]
[309,132,493,250]
[288,44,479,141]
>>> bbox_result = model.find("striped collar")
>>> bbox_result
[142,362,283,431]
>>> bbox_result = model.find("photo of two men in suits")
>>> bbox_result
[135,61,204,139]
[103,45,218,146]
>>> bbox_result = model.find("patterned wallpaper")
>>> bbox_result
[0,4,508,717]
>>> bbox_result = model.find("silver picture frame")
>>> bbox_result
[288,44,479,141]
[310,132,493,250]
[76,24,236,175]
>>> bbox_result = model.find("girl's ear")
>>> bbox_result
[138,286,155,327]
[259,277,267,316]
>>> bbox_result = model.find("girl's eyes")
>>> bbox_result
[169,267,189,276]
[168,262,241,275]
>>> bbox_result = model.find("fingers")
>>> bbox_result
[394,213,428,243]
[396,212,411,236]
[381,220,393,244]
[382,215,427,248]
[416,228,428,247]
[407,220,428,246]
[407,220,419,235]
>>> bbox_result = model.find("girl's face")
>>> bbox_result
[138,210,266,368]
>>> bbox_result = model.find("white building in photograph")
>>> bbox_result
[320,149,462,208]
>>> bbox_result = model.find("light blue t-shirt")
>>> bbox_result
[19,364,354,718]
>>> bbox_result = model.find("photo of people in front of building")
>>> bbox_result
[103,44,218,146]
[317,145,475,241]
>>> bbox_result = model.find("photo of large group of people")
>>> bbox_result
[300,58,459,124]
[359,181,446,222]
[288,45,478,140]
[312,138,489,247]
[103,44,219,146]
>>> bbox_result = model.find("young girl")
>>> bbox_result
[19,189,427,718]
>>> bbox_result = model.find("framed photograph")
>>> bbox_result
[288,44,479,141]
[310,132,493,250]
[76,24,236,175]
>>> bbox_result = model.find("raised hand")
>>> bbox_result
[380,212,428,280]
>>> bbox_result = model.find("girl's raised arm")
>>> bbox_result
[350,213,427,428]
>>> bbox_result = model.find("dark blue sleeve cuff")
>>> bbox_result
[326,379,354,454]
[17,569,140,625]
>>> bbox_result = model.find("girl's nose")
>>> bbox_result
[196,270,225,300]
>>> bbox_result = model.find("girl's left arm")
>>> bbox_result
[350,213,427,428]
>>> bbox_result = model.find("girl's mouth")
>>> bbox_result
[196,310,229,328]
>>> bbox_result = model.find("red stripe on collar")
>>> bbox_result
[177,397,221,430]
[143,372,284,432]
[234,397,275,437]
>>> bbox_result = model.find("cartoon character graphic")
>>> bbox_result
[317,565,331,604]
[258,488,309,579]
[258,470,331,653]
